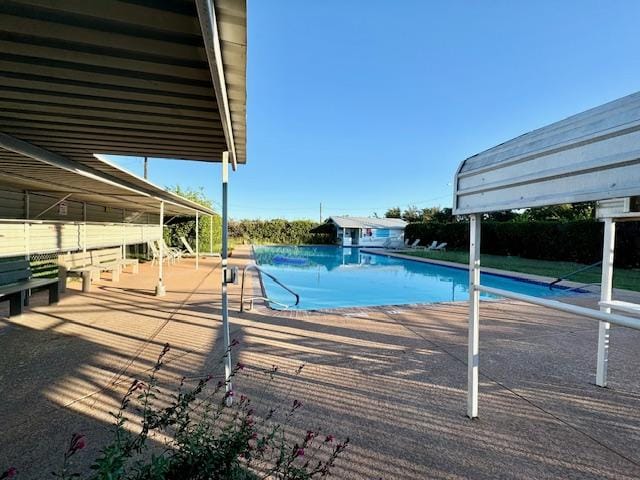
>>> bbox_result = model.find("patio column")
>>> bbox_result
[25,190,30,260]
[210,214,214,254]
[596,218,615,387]
[221,151,232,402]
[195,210,199,270]
[122,208,127,259]
[468,213,481,418]
[82,202,87,254]
[155,201,166,296]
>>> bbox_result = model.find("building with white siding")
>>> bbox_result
[319,216,407,247]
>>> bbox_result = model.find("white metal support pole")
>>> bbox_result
[468,213,481,418]
[209,214,214,254]
[155,201,166,296]
[122,208,127,259]
[596,218,615,387]
[195,210,199,270]
[82,202,87,256]
[342,227,346,246]
[221,151,233,402]
[25,191,30,260]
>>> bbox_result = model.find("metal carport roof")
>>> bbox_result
[453,91,640,214]
[0,134,215,216]
[0,0,246,167]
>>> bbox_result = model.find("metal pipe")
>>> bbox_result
[195,210,199,270]
[155,201,166,296]
[468,213,481,419]
[210,214,214,254]
[221,152,232,402]
[34,193,72,219]
[597,219,615,386]
[476,284,640,330]
[549,261,602,289]
[239,263,300,312]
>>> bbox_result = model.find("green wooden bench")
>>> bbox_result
[0,259,59,317]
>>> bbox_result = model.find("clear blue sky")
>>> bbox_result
[109,0,640,220]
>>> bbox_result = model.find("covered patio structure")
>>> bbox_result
[0,0,247,395]
[454,91,640,418]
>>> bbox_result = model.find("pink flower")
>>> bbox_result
[295,448,304,458]
[1,467,17,479]
[325,435,335,443]
[224,390,234,399]
[68,433,86,455]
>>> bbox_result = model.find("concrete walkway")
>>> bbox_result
[1,246,639,479]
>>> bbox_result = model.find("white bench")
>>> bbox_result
[58,248,138,292]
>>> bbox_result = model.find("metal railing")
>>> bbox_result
[239,263,300,312]
[549,260,602,289]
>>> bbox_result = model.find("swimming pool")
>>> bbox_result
[252,245,579,310]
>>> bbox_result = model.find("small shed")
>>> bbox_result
[453,91,640,419]
[321,216,407,247]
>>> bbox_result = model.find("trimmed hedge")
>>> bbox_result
[405,221,640,268]
[229,219,332,245]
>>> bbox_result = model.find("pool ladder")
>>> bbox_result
[239,263,300,312]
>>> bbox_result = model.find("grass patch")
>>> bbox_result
[402,250,640,292]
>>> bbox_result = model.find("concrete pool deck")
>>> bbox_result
[1,245,639,479]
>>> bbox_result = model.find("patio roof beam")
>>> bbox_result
[33,193,72,219]
[195,0,238,170]
[0,133,215,215]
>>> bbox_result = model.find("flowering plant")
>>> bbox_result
[5,343,347,479]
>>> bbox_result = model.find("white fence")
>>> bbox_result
[0,219,162,257]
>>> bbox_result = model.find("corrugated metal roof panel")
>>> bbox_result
[328,216,408,229]
[454,91,640,214]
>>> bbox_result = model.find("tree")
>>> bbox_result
[521,202,596,222]
[431,207,455,223]
[401,205,422,223]
[385,207,401,218]
[164,186,221,252]
[484,210,519,222]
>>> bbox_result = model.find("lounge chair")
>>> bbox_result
[431,242,447,251]
[382,238,405,250]
[147,241,171,265]
[407,239,421,249]
[180,235,221,258]
[159,239,184,261]
[415,240,437,251]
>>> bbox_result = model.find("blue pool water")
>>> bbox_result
[253,245,578,310]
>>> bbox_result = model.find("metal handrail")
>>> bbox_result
[239,263,300,312]
[549,261,602,289]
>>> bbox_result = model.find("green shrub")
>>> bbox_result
[229,220,332,245]
[405,221,640,268]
